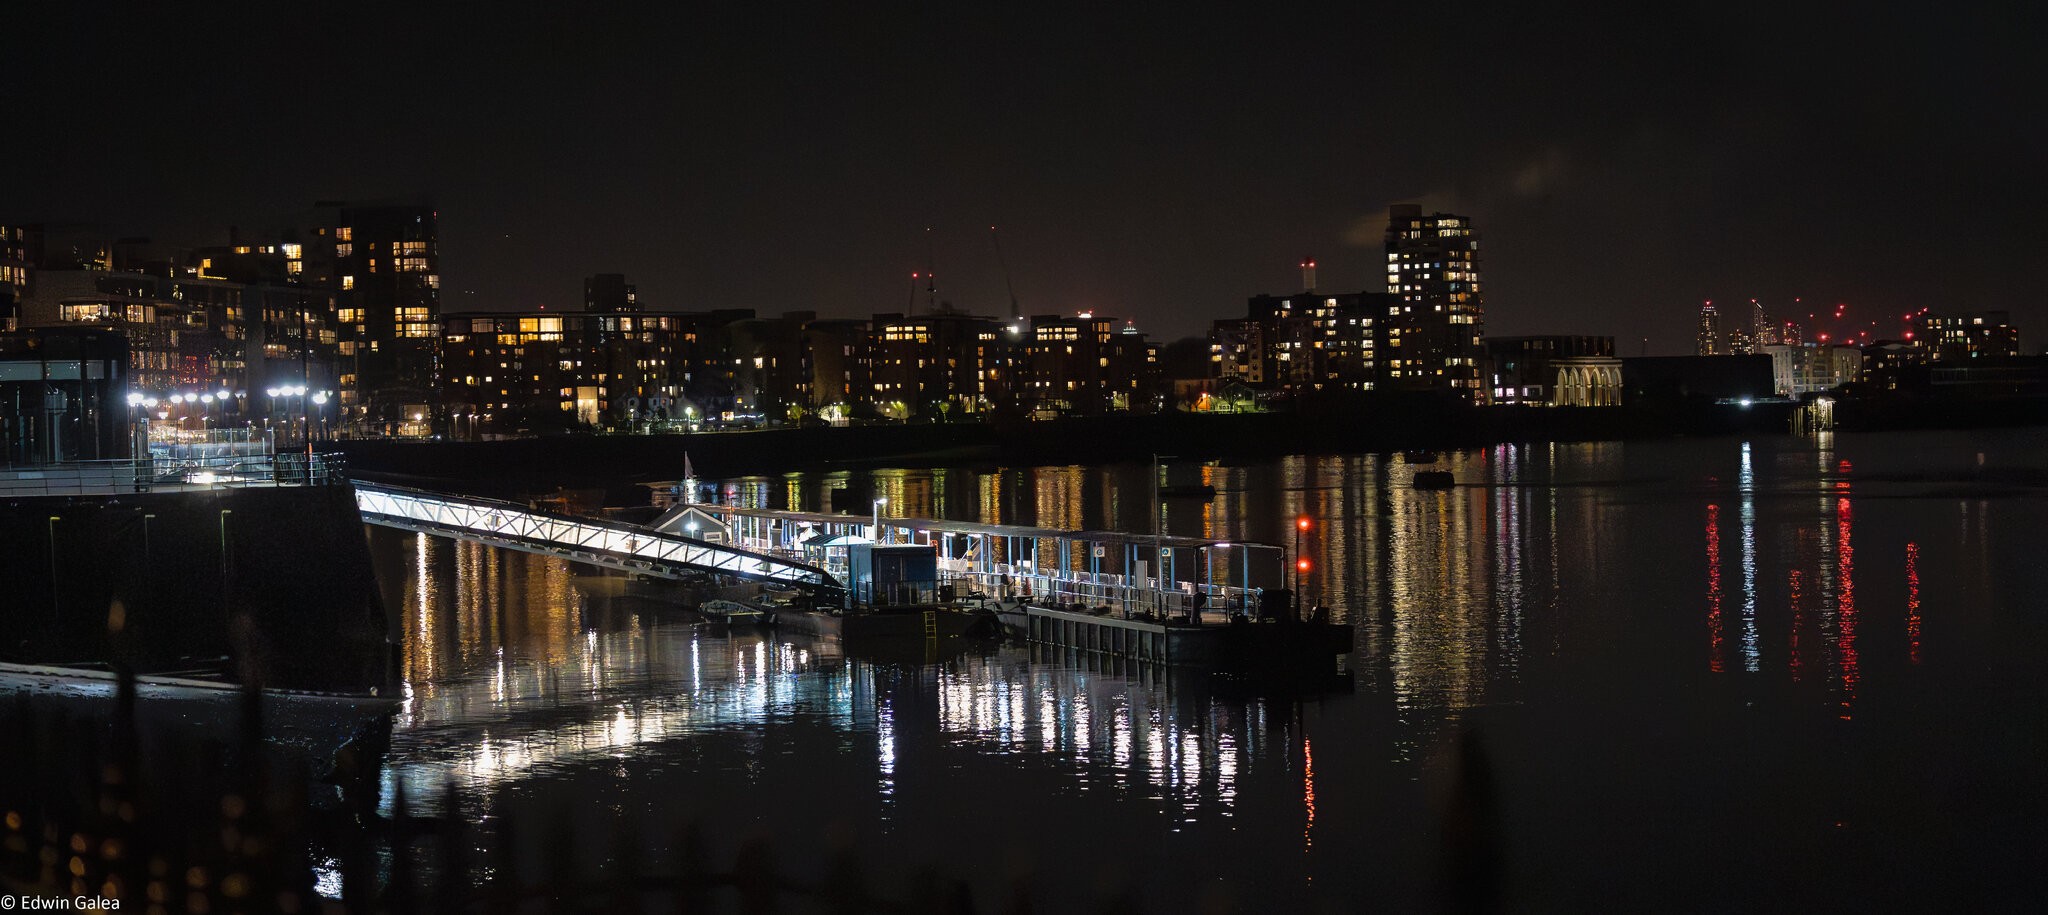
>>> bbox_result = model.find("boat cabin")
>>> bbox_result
[835,541,942,609]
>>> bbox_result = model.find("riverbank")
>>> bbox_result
[337,400,1803,494]
[333,393,2048,498]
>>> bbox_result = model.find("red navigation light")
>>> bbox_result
[1296,516,1312,531]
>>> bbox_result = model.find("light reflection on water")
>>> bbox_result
[369,430,2048,909]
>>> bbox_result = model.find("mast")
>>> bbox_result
[922,226,937,314]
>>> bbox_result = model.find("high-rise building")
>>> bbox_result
[298,202,439,435]
[1749,298,1776,347]
[1696,301,1721,356]
[1227,290,1387,394]
[1384,205,1484,398]
[0,224,29,332]
[866,309,1005,419]
[584,273,640,314]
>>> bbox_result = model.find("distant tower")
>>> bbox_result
[1300,258,1317,293]
[1384,206,1484,398]
[1697,301,1721,356]
[1750,298,1774,346]
[584,273,640,313]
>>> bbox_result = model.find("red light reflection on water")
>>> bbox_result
[1906,542,1922,665]
[1835,491,1859,719]
[1705,503,1725,673]
[1302,736,1316,851]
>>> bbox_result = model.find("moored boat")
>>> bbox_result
[1413,470,1456,489]
[698,598,776,628]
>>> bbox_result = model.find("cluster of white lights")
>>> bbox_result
[265,384,331,404]
[128,389,235,407]
[125,386,333,408]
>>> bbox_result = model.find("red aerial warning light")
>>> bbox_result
[1296,516,1312,531]
[1297,558,1312,573]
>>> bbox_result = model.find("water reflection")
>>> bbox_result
[1906,542,1922,665]
[1739,442,1760,671]
[355,431,2040,907]
[1706,502,1725,673]
[378,535,1309,833]
[699,436,1999,725]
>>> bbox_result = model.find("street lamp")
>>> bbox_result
[311,390,330,441]
[873,497,887,543]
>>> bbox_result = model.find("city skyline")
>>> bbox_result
[9,5,2043,353]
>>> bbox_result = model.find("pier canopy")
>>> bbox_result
[688,503,1283,616]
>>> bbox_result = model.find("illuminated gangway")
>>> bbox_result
[354,482,841,592]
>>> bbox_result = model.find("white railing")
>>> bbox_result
[354,484,839,591]
[716,526,1264,618]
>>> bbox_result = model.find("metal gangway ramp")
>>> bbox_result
[354,482,842,592]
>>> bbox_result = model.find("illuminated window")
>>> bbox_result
[60,303,114,322]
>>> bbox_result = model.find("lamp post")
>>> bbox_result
[264,387,280,447]
[873,497,887,543]
[125,392,144,466]
[311,390,330,442]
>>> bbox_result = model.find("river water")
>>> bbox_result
[367,429,2048,911]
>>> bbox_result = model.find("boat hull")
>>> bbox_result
[776,606,994,641]
[999,604,1353,669]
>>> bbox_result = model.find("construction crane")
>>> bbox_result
[990,225,1021,324]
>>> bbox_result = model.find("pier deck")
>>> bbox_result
[662,502,1285,619]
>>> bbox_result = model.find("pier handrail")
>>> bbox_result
[0,452,349,496]
[354,482,843,593]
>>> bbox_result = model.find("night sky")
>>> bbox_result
[12,4,2043,351]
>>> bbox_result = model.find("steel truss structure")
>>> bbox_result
[354,483,841,592]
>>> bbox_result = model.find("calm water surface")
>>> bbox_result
[369,429,2048,910]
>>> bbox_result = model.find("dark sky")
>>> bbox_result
[12,3,2044,351]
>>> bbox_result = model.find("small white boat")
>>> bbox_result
[697,599,775,627]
